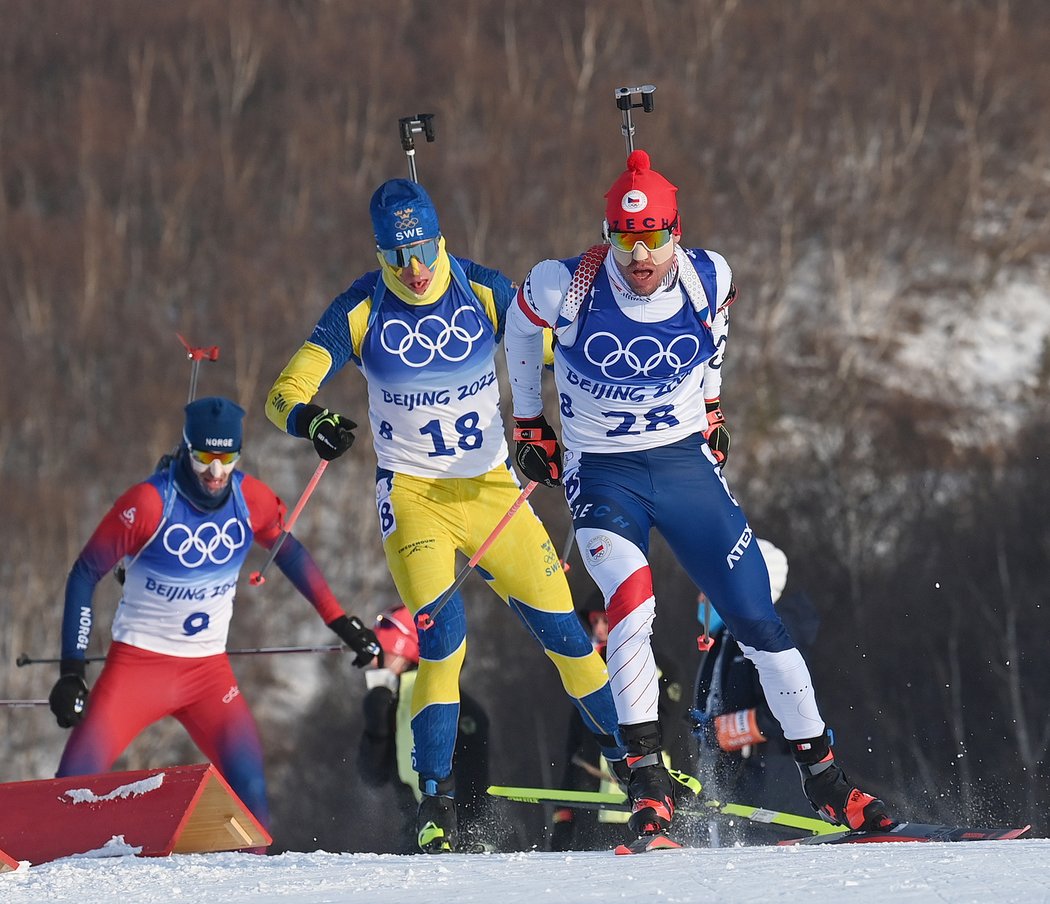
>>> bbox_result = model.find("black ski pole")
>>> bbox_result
[614,84,656,154]
[398,113,436,182]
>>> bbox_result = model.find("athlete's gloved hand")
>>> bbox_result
[327,614,381,667]
[513,415,563,487]
[703,399,730,466]
[714,707,774,751]
[295,404,357,461]
[49,659,89,729]
[693,706,775,751]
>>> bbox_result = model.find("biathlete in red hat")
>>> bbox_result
[504,150,893,845]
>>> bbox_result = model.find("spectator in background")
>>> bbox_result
[359,604,492,853]
[692,539,819,845]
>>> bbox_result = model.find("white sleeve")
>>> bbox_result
[708,250,734,309]
[702,304,730,402]
[504,260,572,419]
[702,250,734,401]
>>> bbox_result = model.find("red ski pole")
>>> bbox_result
[250,459,329,586]
[416,481,538,631]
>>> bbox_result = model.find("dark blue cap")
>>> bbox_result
[183,397,245,452]
[369,179,440,249]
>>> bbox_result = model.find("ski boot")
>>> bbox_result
[791,731,894,832]
[607,755,632,793]
[622,721,675,837]
[417,775,457,853]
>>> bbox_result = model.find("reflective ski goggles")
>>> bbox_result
[607,228,676,267]
[606,228,674,253]
[378,236,441,270]
[189,448,241,469]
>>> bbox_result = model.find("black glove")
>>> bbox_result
[327,614,381,667]
[513,415,563,487]
[703,399,730,466]
[49,659,89,729]
[295,404,357,461]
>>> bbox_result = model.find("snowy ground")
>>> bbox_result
[4,840,1050,904]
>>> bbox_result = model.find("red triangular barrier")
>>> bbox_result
[0,763,271,865]
[0,846,17,873]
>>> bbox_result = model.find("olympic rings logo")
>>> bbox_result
[380,305,485,368]
[583,331,702,380]
[162,518,247,568]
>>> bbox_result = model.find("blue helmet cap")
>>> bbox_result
[183,397,245,452]
[369,178,440,249]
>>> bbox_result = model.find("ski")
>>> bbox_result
[614,833,683,855]
[779,822,1032,845]
[486,780,840,837]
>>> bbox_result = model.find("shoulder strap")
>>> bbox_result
[123,462,179,572]
[554,244,714,330]
[447,254,473,296]
[555,244,608,330]
[366,275,386,330]
[673,246,717,326]
[229,471,252,530]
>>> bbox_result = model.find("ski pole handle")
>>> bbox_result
[250,459,329,586]
[417,481,538,631]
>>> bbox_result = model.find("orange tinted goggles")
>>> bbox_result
[190,448,241,466]
[607,228,673,253]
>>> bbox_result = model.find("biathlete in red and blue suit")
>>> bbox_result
[48,397,379,829]
[505,150,894,843]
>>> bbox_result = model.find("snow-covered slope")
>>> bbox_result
[3,840,1048,904]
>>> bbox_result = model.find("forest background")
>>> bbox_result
[1,0,1048,853]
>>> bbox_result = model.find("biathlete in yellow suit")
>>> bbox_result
[266,178,626,854]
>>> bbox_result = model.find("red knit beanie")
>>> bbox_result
[603,149,680,234]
